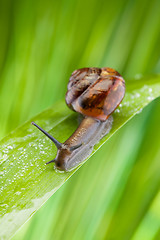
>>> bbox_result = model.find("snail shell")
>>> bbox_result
[66,67,125,121]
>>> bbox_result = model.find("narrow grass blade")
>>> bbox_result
[0,75,160,239]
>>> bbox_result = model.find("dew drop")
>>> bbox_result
[135,92,140,98]
[0,171,4,176]
[115,108,120,113]
[0,203,8,208]
[40,151,45,154]
[147,96,154,101]
[15,191,21,195]
[136,108,143,114]
[7,145,13,150]
[2,154,8,161]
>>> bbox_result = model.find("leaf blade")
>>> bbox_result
[0,76,160,239]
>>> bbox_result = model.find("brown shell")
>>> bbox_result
[65,67,125,121]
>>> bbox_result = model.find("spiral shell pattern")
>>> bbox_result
[66,67,125,121]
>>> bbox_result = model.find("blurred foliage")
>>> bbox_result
[0,0,160,239]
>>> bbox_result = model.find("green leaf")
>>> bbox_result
[0,75,160,239]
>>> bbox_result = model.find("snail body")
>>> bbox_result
[32,67,125,171]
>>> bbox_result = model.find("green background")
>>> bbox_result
[0,0,160,239]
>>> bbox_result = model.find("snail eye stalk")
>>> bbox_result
[31,122,62,149]
[46,159,56,165]
[69,143,82,151]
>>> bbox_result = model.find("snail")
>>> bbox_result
[32,67,125,171]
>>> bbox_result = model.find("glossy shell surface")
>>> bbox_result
[66,67,125,121]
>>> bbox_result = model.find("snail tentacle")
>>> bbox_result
[32,122,62,149]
